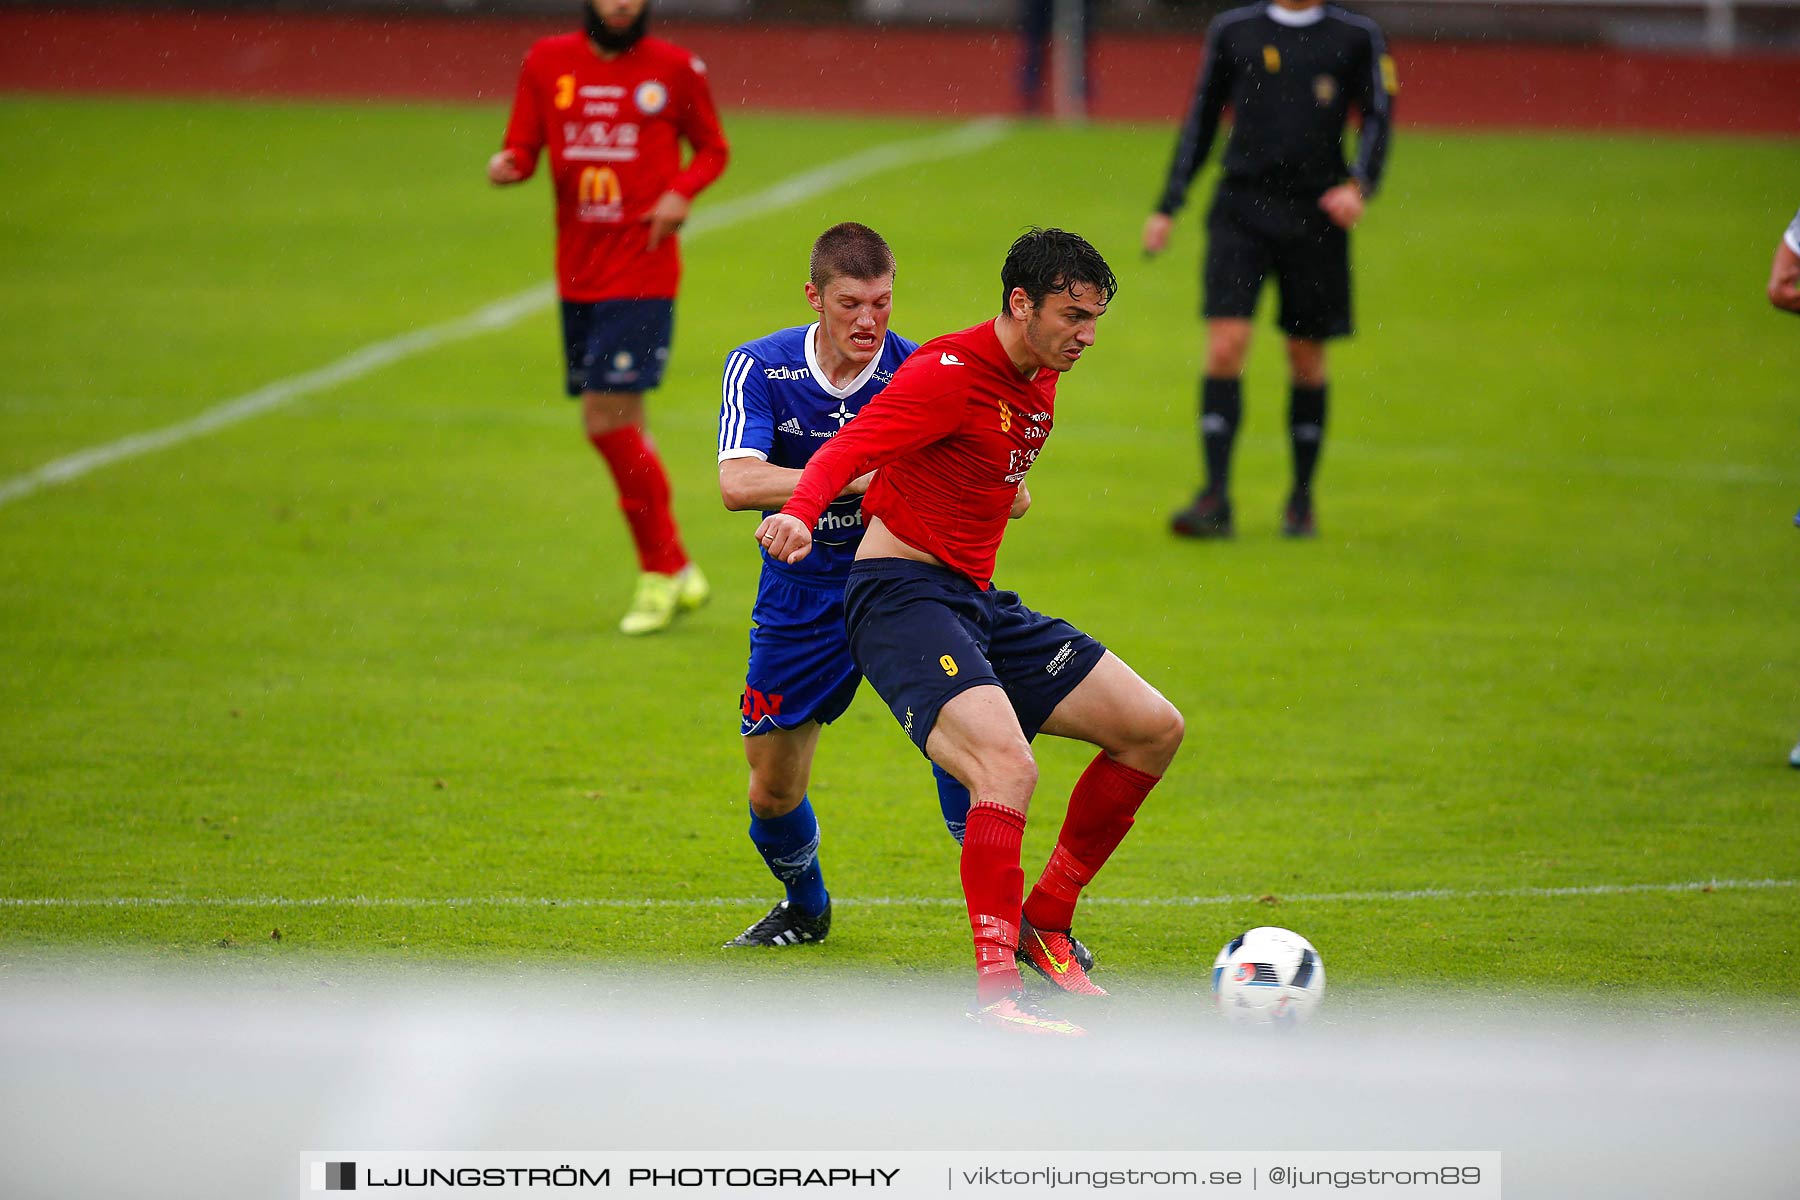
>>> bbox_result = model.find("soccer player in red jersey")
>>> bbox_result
[489,0,730,634]
[756,229,1186,1035]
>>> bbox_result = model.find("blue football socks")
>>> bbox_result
[748,797,828,918]
[933,763,971,845]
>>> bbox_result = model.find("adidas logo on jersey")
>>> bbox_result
[778,418,805,436]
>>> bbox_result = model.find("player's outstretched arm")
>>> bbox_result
[754,513,813,565]
[778,356,958,537]
[719,460,876,511]
[1010,482,1032,520]
[1769,237,1800,315]
[720,458,802,511]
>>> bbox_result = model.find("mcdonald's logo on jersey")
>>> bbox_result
[577,166,624,221]
[578,166,622,206]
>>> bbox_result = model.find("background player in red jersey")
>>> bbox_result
[488,0,730,634]
[756,229,1185,1035]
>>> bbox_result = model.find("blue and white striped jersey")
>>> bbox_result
[718,323,918,578]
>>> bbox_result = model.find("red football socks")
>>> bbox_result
[1022,752,1160,933]
[961,801,1027,1002]
[589,425,687,575]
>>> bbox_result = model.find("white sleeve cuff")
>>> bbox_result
[717,448,768,464]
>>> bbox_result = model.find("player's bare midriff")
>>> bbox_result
[854,514,943,568]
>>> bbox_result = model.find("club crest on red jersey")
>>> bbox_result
[634,80,669,114]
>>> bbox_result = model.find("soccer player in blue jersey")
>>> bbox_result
[716,223,1028,949]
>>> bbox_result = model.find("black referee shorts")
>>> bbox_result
[1203,184,1353,340]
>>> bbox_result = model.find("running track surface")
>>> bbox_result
[2,5,1796,135]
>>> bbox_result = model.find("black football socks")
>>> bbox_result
[1288,382,1327,507]
[1200,376,1242,500]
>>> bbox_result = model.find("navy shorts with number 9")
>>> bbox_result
[843,558,1106,756]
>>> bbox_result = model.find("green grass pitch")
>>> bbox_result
[1,96,1796,1008]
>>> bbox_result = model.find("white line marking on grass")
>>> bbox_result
[2,877,1789,911]
[0,118,1012,511]
[0,287,552,510]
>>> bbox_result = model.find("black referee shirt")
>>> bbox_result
[1156,3,1395,213]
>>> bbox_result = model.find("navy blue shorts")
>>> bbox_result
[560,298,674,396]
[842,558,1106,755]
[740,566,861,737]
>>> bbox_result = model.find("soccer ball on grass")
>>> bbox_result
[1211,926,1325,1026]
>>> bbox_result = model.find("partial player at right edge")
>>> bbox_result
[1767,204,1799,767]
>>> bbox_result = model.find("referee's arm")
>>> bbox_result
[1320,26,1395,230]
[1144,29,1234,255]
[1349,26,1394,198]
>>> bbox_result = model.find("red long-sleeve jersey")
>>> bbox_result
[500,33,729,301]
[781,320,1059,590]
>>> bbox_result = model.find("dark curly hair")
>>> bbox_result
[999,227,1117,313]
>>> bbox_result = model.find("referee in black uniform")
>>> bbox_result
[1145,0,1394,538]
